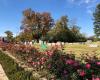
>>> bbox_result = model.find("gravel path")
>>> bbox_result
[0,64,9,80]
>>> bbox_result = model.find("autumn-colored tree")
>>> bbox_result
[41,12,54,36]
[20,8,54,42]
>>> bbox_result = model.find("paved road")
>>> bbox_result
[0,64,9,80]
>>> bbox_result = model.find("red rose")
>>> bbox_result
[32,62,35,65]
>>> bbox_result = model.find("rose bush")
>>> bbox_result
[45,50,100,80]
[0,41,100,80]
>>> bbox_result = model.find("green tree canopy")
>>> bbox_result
[5,30,13,42]
[93,3,100,38]
[45,16,86,42]
[46,16,72,42]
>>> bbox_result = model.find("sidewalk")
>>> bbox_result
[0,64,9,80]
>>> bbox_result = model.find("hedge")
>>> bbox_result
[0,50,33,80]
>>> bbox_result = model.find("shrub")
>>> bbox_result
[45,50,100,80]
[0,41,100,80]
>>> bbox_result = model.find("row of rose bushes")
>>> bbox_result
[0,50,33,80]
[28,50,100,80]
[0,41,100,80]
[0,41,38,61]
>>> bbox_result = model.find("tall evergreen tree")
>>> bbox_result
[93,3,100,38]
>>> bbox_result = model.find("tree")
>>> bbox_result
[46,16,87,42]
[5,30,13,42]
[41,12,54,36]
[70,25,80,34]
[69,18,87,42]
[93,3,100,38]
[70,25,80,41]
[46,16,72,42]
[20,8,54,42]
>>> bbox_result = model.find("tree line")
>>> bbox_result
[3,3,100,43]
[15,8,86,43]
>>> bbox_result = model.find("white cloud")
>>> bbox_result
[86,0,98,15]
[84,0,91,4]
[87,9,93,15]
[68,0,96,4]
[67,0,98,15]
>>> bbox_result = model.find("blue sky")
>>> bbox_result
[0,0,100,37]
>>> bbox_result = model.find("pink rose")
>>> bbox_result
[63,70,67,74]
[66,59,75,65]
[96,62,100,66]
[93,77,100,80]
[37,62,40,65]
[40,61,44,64]
[32,62,35,65]
[48,64,51,69]
[85,63,91,69]
[79,70,86,77]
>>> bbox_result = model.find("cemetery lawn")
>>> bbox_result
[33,42,100,59]
[63,43,100,59]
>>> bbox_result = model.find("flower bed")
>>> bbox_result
[0,41,100,80]
[22,48,100,80]
[0,42,38,62]
[46,50,100,80]
[0,50,33,80]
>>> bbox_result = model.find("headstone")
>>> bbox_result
[69,43,73,45]
[89,44,98,47]
[56,42,62,48]
[56,42,61,46]
[47,43,52,46]
[52,43,56,46]
[29,42,32,46]
[65,42,68,45]
[73,42,80,45]
[24,41,27,45]
[62,42,64,45]
[39,40,42,45]
[86,40,92,44]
